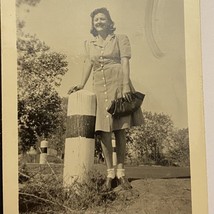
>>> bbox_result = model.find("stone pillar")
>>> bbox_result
[63,90,96,187]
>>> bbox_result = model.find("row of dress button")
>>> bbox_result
[100,47,109,118]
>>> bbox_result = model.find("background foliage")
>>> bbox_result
[17,2,68,152]
[125,111,189,166]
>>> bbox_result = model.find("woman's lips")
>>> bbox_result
[95,24,105,27]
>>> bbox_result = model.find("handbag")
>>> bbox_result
[107,92,145,118]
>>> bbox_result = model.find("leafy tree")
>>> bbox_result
[166,128,190,166]
[47,97,68,155]
[16,0,69,158]
[126,111,174,164]
[17,30,68,153]
[126,111,190,166]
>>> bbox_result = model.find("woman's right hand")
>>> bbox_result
[67,84,84,94]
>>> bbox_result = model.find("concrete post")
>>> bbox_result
[112,139,117,166]
[39,140,48,164]
[63,90,96,187]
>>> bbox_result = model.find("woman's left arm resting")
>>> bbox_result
[121,57,132,102]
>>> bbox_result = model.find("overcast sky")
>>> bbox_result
[17,0,187,128]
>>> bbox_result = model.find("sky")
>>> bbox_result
[17,0,187,128]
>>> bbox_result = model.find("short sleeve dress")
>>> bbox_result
[85,34,143,132]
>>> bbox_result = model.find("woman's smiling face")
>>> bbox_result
[93,13,109,33]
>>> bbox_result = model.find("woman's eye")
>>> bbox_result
[94,18,106,22]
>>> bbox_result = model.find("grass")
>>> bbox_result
[19,163,191,214]
[19,164,138,214]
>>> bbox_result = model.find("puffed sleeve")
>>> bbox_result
[117,34,131,59]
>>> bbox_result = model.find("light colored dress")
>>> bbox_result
[85,34,143,132]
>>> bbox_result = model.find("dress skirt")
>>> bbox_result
[93,63,143,132]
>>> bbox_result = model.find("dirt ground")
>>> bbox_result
[85,178,192,214]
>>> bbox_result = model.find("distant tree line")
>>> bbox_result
[125,112,189,167]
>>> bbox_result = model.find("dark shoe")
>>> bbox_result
[104,177,119,191]
[118,176,132,190]
[111,177,119,189]
[105,177,113,191]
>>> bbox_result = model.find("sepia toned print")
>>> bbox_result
[2,0,208,213]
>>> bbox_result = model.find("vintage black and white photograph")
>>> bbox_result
[2,0,208,213]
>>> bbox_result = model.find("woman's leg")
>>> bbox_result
[114,129,132,189]
[114,129,126,169]
[99,131,113,169]
[99,131,116,189]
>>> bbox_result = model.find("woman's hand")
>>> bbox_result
[123,83,132,102]
[123,92,133,102]
[68,84,84,94]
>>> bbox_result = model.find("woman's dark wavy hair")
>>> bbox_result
[90,8,116,37]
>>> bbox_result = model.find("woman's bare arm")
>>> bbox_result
[121,57,133,102]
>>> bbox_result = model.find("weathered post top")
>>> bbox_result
[40,140,48,148]
[66,90,96,139]
[67,89,96,116]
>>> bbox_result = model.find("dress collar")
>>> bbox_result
[90,33,115,47]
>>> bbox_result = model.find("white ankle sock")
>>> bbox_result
[107,168,115,178]
[116,168,125,178]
